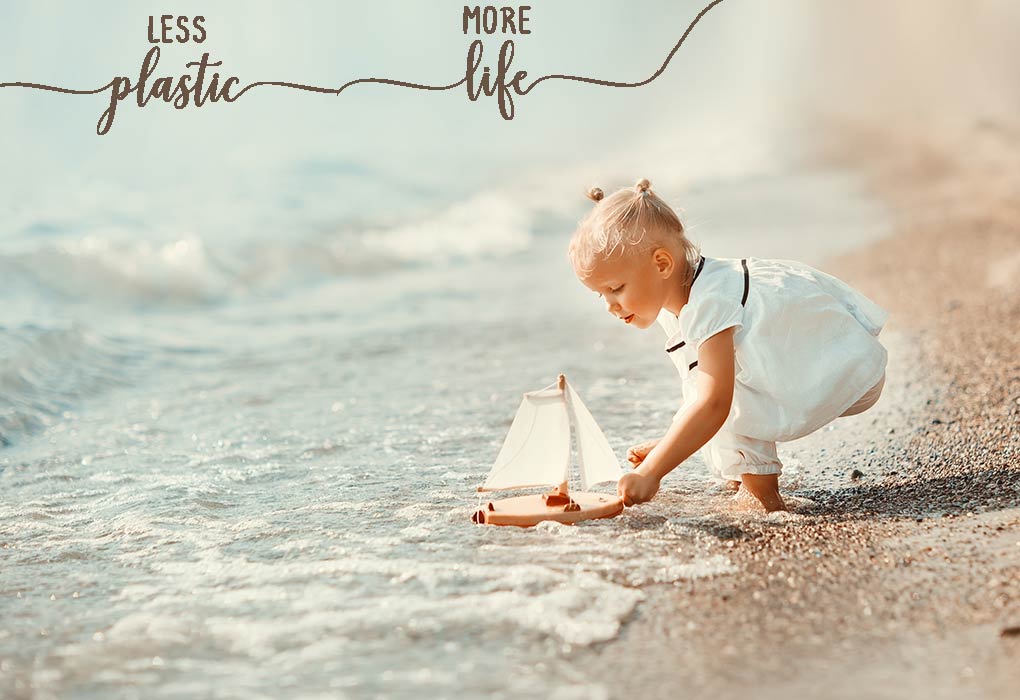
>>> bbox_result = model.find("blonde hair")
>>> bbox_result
[568,178,700,284]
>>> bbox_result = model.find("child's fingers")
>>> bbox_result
[617,481,629,506]
[630,441,655,454]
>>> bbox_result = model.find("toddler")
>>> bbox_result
[568,178,888,512]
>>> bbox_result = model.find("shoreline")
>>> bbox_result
[573,119,1020,697]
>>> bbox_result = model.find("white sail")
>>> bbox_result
[565,382,623,490]
[480,387,570,491]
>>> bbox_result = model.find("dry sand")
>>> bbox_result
[573,117,1020,698]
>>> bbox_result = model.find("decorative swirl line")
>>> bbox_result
[519,0,726,94]
[229,76,469,101]
[0,79,118,95]
[0,0,726,111]
[0,69,474,101]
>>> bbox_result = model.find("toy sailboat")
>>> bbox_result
[472,374,625,527]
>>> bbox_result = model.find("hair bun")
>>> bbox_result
[586,186,605,203]
[635,178,651,194]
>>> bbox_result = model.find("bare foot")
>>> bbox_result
[739,473,786,512]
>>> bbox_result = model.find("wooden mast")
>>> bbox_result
[543,374,576,508]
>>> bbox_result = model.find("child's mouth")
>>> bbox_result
[623,314,635,324]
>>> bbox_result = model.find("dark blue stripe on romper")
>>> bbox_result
[740,258,749,306]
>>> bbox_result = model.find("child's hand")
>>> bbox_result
[626,439,660,467]
[617,471,660,507]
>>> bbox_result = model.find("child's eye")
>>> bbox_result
[612,285,625,293]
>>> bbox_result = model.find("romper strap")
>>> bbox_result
[740,258,749,306]
[693,255,706,283]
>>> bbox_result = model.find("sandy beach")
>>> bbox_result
[573,99,1020,700]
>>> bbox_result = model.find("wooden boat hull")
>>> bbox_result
[472,491,624,527]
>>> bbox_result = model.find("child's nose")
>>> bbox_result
[605,298,621,314]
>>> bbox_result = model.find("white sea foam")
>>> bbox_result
[359,191,532,264]
[7,235,225,303]
[0,189,535,307]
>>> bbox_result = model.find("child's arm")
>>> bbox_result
[617,328,735,506]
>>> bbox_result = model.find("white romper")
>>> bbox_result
[656,256,889,481]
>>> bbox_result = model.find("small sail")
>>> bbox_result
[565,382,623,490]
[480,387,570,491]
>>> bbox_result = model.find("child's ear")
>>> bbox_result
[652,247,674,276]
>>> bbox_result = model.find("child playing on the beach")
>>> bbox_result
[569,178,888,512]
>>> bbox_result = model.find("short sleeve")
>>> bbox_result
[682,292,744,349]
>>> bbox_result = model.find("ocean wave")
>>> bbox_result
[0,323,138,446]
[2,236,226,304]
[1,191,534,305]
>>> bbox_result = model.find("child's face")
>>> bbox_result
[578,249,671,330]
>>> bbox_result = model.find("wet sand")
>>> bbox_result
[574,120,1020,698]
